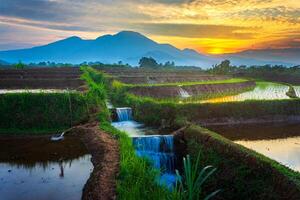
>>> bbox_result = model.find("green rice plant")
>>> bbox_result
[83,67,173,199]
[175,154,220,200]
[124,78,248,87]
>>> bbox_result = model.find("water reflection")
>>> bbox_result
[294,86,300,97]
[206,123,300,172]
[0,136,93,200]
[201,82,289,103]
[236,137,300,171]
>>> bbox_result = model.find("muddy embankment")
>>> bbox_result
[128,81,255,99]
[0,67,85,90]
[198,115,300,126]
[173,125,300,200]
[71,122,119,200]
[117,75,228,84]
[0,122,120,200]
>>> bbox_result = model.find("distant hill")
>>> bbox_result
[0,31,217,68]
[219,48,300,67]
[0,31,298,68]
[0,59,9,65]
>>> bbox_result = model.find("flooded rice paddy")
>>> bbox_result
[0,89,76,94]
[0,136,93,200]
[201,82,290,103]
[206,122,300,171]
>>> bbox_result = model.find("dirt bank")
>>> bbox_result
[72,122,119,200]
[0,67,85,90]
[97,67,228,84]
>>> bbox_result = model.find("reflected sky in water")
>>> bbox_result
[207,122,300,172]
[0,136,93,200]
[201,82,289,103]
[236,137,300,172]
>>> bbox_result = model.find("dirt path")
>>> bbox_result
[72,122,119,200]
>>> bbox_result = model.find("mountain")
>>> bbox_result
[219,48,300,67]
[0,31,218,68]
[0,59,9,65]
[0,31,298,68]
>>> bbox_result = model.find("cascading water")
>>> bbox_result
[132,135,177,186]
[116,107,132,121]
[112,106,178,188]
[178,86,191,98]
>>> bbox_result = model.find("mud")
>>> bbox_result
[72,122,120,200]
[0,67,85,90]
[98,67,229,84]
[128,81,255,99]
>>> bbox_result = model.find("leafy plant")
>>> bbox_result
[175,154,221,200]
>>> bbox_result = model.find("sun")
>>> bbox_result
[208,48,225,54]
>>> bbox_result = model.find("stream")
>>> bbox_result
[112,107,177,188]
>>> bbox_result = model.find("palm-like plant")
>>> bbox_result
[174,154,221,200]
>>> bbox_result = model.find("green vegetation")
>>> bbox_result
[175,154,220,200]
[123,78,248,87]
[104,67,300,198]
[0,92,90,134]
[209,60,300,85]
[82,67,174,199]
[184,125,300,199]
[14,60,26,69]
[110,83,300,127]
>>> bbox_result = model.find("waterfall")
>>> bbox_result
[132,135,176,173]
[116,107,132,121]
[178,86,190,98]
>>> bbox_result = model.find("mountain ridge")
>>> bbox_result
[0,31,298,68]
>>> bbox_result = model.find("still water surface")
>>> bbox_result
[206,123,300,171]
[0,136,93,200]
[201,82,289,103]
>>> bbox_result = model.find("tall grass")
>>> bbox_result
[174,154,220,200]
[0,92,89,133]
[82,67,173,199]
[184,125,300,199]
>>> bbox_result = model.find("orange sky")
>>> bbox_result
[0,0,300,54]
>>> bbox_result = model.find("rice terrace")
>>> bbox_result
[1,1,300,200]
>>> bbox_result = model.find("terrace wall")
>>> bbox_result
[0,92,90,134]
[0,67,85,90]
[127,81,255,99]
[176,125,300,200]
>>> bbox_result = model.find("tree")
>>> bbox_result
[139,57,159,68]
[210,60,235,75]
[14,60,26,69]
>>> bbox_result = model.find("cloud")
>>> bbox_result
[131,23,256,39]
[232,6,300,24]
[0,0,75,22]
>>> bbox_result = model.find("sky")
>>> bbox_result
[0,0,300,54]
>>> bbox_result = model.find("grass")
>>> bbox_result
[184,125,300,199]
[124,78,248,87]
[175,154,220,200]
[0,92,89,132]
[82,67,174,199]
[100,122,172,199]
